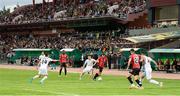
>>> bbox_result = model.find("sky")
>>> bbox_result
[0,0,43,11]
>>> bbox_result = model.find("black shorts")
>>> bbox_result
[61,63,67,67]
[129,68,140,76]
[99,67,103,73]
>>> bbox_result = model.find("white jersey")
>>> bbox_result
[39,57,53,69]
[39,54,45,60]
[143,56,153,70]
[83,59,96,73]
[84,59,96,68]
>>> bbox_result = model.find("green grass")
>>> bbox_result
[0,68,180,96]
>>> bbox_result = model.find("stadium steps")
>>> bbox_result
[158,39,180,48]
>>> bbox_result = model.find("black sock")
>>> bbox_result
[64,67,67,75]
[135,79,142,87]
[59,68,62,75]
[127,76,133,84]
[93,73,99,80]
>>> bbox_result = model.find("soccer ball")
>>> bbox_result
[98,77,102,81]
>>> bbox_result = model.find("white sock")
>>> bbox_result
[139,78,142,82]
[40,76,48,82]
[139,79,142,84]
[33,75,39,80]
[149,79,159,85]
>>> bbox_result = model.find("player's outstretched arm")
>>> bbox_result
[82,60,87,69]
[140,55,145,65]
[48,59,59,65]
[150,58,159,70]
[52,60,59,62]
[93,59,97,66]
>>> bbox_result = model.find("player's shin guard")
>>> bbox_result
[93,73,99,80]
[149,79,159,85]
[33,75,39,80]
[127,76,133,84]
[40,76,48,83]
[135,79,142,87]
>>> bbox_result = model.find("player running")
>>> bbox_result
[140,52,163,87]
[126,49,143,89]
[59,50,68,76]
[93,54,108,80]
[79,55,97,80]
[30,53,58,84]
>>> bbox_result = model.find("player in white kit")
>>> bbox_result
[39,52,45,60]
[140,52,163,87]
[30,53,58,84]
[79,55,97,80]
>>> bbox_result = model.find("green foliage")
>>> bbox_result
[0,6,10,16]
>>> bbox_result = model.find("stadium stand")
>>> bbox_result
[0,0,146,25]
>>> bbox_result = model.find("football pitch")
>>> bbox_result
[0,68,180,96]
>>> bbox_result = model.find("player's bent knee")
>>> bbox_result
[127,76,131,79]
[134,75,138,80]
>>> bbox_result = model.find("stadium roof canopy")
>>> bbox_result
[149,49,180,53]
[124,31,180,44]
[119,48,140,51]
[13,48,51,51]
[60,48,75,52]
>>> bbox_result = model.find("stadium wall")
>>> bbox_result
[128,13,149,28]
[150,0,177,7]
[148,0,180,25]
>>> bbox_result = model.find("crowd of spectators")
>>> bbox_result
[157,59,180,73]
[1,32,180,71]
[0,0,146,25]
[0,32,131,51]
[0,31,133,61]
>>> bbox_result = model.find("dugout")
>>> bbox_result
[149,49,180,60]
[12,48,59,65]
[60,48,82,67]
[149,49,180,71]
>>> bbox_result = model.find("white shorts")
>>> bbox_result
[38,68,48,75]
[144,69,152,80]
[83,66,93,73]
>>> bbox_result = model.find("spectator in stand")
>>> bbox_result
[177,59,180,72]
[164,59,171,72]
[172,59,178,72]
[157,59,164,70]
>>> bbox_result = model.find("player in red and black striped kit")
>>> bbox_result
[93,54,108,80]
[59,50,68,76]
[126,49,143,89]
